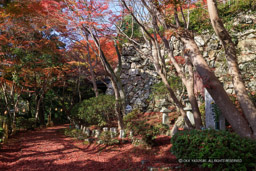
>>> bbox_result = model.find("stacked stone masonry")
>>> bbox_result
[107,11,256,110]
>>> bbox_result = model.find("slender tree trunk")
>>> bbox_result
[151,42,193,128]
[35,93,45,125]
[174,6,181,27]
[111,79,124,130]
[77,66,82,102]
[86,34,99,97]
[86,27,125,131]
[3,119,8,143]
[151,18,202,129]
[12,104,18,135]
[186,61,203,129]
[28,98,32,118]
[35,94,40,121]
[122,0,253,137]
[164,39,203,129]
[158,72,193,129]
[179,31,253,138]
[207,0,256,136]
[2,84,11,140]
[12,89,22,134]
[180,4,187,27]
[38,95,45,126]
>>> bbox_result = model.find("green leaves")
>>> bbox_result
[0,127,4,142]
[171,130,256,170]
[71,95,116,127]
[151,75,182,99]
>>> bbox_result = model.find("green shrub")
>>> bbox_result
[151,76,183,99]
[16,117,37,130]
[65,128,79,137]
[27,118,37,130]
[71,95,116,127]
[124,110,167,146]
[64,128,73,137]
[189,5,211,33]
[187,0,256,33]
[99,131,111,144]
[0,127,4,143]
[199,102,205,126]
[171,130,256,170]
[124,109,148,136]
[153,123,169,135]
[64,128,88,140]
[16,117,27,129]
[98,131,119,145]
[119,15,144,43]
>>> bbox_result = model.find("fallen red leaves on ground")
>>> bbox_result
[0,125,182,171]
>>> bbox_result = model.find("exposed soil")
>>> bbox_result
[0,125,183,171]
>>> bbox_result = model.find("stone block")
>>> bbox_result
[128,69,139,76]
[160,107,172,113]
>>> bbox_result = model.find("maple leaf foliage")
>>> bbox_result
[0,0,68,92]
[63,0,122,76]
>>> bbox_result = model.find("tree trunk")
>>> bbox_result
[35,94,41,121]
[111,79,124,130]
[77,66,82,102]
[27,96,32,118]
[86,27,126,131]
[207,0,256,136]
[150,40,193,128]
[90,68,98,97]
[163,37,203,129]
[38,96,45,126]
[35,93,45,125]
[179,32,253,138]
[158,72,193,129]
[148,10,202,129]
[3,120,8,143]
[174,5,181,27]
[12,108,17,135]
[186,64,203,129]
[86,34,99,97]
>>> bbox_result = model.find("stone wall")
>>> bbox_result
[106,43,160,111]
[107,11,256,111]
[169,11,256,95]
[193,12,256,94]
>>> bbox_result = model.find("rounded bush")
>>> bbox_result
[71,95,116,127]
[171,130,256,170]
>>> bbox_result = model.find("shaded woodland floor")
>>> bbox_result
[0,125,184,171]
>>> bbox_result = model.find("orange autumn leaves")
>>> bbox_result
[69,37,119,68]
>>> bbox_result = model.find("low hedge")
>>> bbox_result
[171,129,256,170]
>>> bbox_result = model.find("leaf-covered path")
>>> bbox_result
[0,125,181,171]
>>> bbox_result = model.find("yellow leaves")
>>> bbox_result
[67,61,88,67]
[0,11,10,18]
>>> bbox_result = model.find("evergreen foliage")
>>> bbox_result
[171,129,256,170]
[71,95,116,127]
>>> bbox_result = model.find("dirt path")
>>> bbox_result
[0,125,181,171]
